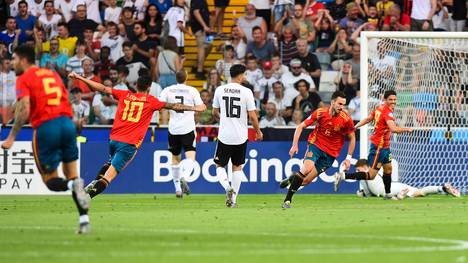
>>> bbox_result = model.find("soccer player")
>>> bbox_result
[68,72,203,198]
[213,64,263,208]
[1,45,91,234]
[280,91,356,209]
[353,159,461,199]
[159,70,206,198]
[334,90,413,200]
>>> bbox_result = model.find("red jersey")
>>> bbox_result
[370,104,395,148]
[110,89,166,147]
[306,2,325,17]
[16,67,73,129]
[304,108,354,158]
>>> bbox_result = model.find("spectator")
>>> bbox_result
[132,21,157,69]
[292,79,323,120]
[362,2,380,25]
[246,26,276,62]
[432,0,449,31]
[0,42,7,60]
[255,61,278,104]
[328,28,352,70]
[382,4,411,31]
[196,89,216,124]
[151,0,172,16]
[339,3,365,36]
[327,0,347,21]
[304,0,325,22]
[251,0,272,31]
[245,55,263,86]
[410,0,437,31]
[314,10,335,69]
[294,38,321,89]
[114,65,130,90]
[92,78,117,124]
[334,62,358,104]
[350,22,378,44]
[271,52,290,79]
[345,43,360,81]
[287,109,303,126]
[40,36,68,78]
[104,0,122,24]
[72,0,101,24]
[55,0,75,22]
[144,4,163,43]
[66,41,91,87]
[70,87,90,128]
[68,4,98,40]
[15,1,36,44]
[213,0,229,37]
[138,67,162,123]
[123,0,146,20]
[203,68,224,95]
[190,0,212,80]
[277,25,298,66]
[156,36,181,89]
[164,0,190,54]
[281,59,315,100]
[448,0,467,32]
[119,6,137,41]
[101,22,125,63]
[215,45,240,82]
[273,0,294,24]
[94,46,115,80]
[376,0,395,17]
[269,81,292,122]
[28,0,46,17]
[237,3,267,42]
[72,57,99,102]
[260,102,286,127]
[83,26,100,61]
[0,17,20,55]
[9,0,22,17]
[347,90,361,125]
[222,24,247,60]
[41,22,78,57]
[37,0,64,40]
[288,3,315,44]
[0,58,16,125]
[108,66,119,86]
[116,41,147,85]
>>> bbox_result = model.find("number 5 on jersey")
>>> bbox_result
[42,78,62,106]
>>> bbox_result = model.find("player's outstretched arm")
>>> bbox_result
[194,103,207,112]
[354,114,373,129]
[289,122,307,158]
[386,120,413,134]
[164,103,203,112]
[68,72,112,94]
[1,97,31,150]
[248,110,263,141]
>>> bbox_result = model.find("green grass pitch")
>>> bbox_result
[0,194,467,263]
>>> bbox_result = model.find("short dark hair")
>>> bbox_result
[134,21,146,29]
[14,45,35,64]
[116,65,129,76]
[6,16,15,22]
[136,75,152,92]
[355,159,368,167]
[230,64,246,78]
[18,0,28,7]
[122,41,133,49]
[294,79,310,90]
[252,26,262,33]
[331,91,346,100]
[44,0,53,7]
[138,67,150,77]
[57,22,69,30]
[384,90,397,99]
[176,70,187,83]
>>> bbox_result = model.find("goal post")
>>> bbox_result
[360,31,468,194]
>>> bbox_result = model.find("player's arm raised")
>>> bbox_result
[1,97,31,149]
[68,72,112,94]
[354,113,374,129]
[386,120,413,133]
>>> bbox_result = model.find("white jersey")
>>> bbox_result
[359,175,417,197]
[213,83,256,145]
[159,84,203,135]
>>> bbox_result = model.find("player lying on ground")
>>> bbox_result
[1,45,91,234]
[279,90,356,208]
[334,90,412,200]
[68,72,204,198]
[159,70,206,198]
[353,159,461,198]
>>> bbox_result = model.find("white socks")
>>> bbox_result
[79,215,89,224]
[67,180,74,191]
[231,171,244,204]
[216,167,230,191]
[172,165,182,192]
[421,186,443,196]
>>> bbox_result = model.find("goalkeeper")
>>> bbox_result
[353,159,461,199]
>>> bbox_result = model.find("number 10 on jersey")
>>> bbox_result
[222,96,241,118]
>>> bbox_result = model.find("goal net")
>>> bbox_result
[360,32,468,194]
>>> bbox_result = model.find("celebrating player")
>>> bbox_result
[213,64,263,208]
[353,159,461,198]
[159,70,206,198]
[280,91,356,209]
[68,72,203,198]
[1,45,91,234]
[334,90,413,200]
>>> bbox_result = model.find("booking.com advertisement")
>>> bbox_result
[80,141,359,194]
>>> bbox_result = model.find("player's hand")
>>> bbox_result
[342,159,351,171]
[256,130,263,141]
[289,145,298,158]
[68,72,79,79]
[1,136,15,150]
[406,128,413,133]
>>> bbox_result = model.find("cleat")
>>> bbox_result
[73,178,91,210]
[383,193,399,200]
[176,191,183,198]
[230,203,237,208]
[281,201,291,209]
[443,183,461,197]
[180,178,190,195]
[225,187,234,207]
[279,174,294,189]
[84,180,98,194]
[334,172,345,192]
[397,188,410,200]
[77,222,91,235]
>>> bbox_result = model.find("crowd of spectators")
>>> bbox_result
[0,0,467,128]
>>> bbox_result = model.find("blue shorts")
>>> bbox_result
[33,116,78,174]
[368,143,392,170]
[108,140,137,173]
[304,144,335,174]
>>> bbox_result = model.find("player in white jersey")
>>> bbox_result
[353,159,461,199]
[213,64,263,208]
[159,70,206,198]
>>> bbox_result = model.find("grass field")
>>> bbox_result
[0,194,467,263]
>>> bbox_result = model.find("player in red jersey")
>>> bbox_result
[279,91,356,208]
[68,72,204,198]
[334,90,413,200]
[1,45,91,234]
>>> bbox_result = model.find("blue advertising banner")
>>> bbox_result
[80,141,360,194]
